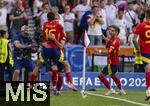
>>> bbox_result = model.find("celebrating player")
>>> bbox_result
[133,7,150,101]
[30,12,77,93]
[97,25,126,95]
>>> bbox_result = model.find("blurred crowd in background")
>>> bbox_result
[0,0,150,46]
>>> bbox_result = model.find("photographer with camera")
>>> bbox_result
[12,25,33,81]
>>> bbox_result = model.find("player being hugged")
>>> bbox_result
[39,12,77,93]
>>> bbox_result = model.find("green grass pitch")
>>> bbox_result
[50,89,150,106]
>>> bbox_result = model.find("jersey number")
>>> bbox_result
[45,28,56,40]
[145,25,150,43]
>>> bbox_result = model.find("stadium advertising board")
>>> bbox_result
[61,72,145,90]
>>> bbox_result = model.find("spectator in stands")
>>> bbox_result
[58,0,67,14]
[79,0,104,44]
[4,0,15,32]
[50,6,64,27]
[87,6,104,45]
[12,25,33,81]
[113,8,128,45]
[78,0,99,37]
[72,0,91,43]
[33,0,43,17]
[58,0,74,14]
[133,2,145,22]
[116,0,128,10]
[125,1,139,33]
[99,0,107,44]
[61,5,75,44]
[105,0,117,26]
[9,0,28,37]
[72,0,91,26]
[0,0,9,31]
[128,24,137,47]
[37,3,51,30]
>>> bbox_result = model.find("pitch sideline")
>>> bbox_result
[84,91,150,106]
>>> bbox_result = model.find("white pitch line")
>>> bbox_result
[84,91,150,106]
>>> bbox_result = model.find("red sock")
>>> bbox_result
[52,70,58,87]
[98,75,111,89]
[111,76,122,90]
[56,73,63,91]
[146,72,150,89]
[30,74,37,81]
[66,72,72,84]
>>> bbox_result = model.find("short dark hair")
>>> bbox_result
[47,12,55,21]
[0,30,6,37]
[108,25,120,35]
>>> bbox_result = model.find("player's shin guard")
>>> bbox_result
[146,72,150,89]
[56,73,63,91]
[66,72,72,84]
[98,75,111,89]
[111,76,122,90]
[52,70,58,87]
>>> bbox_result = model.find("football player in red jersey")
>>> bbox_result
[97,25,126,95]
[30,12,77,95]
[133,7,150,101]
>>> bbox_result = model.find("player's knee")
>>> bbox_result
[145,64,150,72]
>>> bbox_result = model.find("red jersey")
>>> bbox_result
[107,38,120,65]
[43,20,66,48]
[134,21,150,54]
